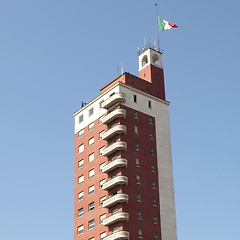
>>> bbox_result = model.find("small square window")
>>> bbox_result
[153,215,158,224]
[78,159,84,169]
[136,175,141,184]
[77,207,84,218]
[78,175,84,185]
[78,129,84,138]
[136,158,140,167]
[79,114,83,123]
[88,122,94,131]
[78,191,84,201]
[150,148,154,156]
[138,228,143,238]
[88,152,94,163]
[88,137,94,147]
[135,142,140,151]
[99,196,106,207]
[154,232,159,240]
[99,179,106,189]
[88,169,95,178]
[100,232,107,240]
[153,197,157,206]
[134,94,137,103]
[77,225,83,235]
[151,164,155,172]
[89,107,94,116]
[148,100,152,108]
[149,116,153,124]
[137,210,142,220]
[88,202,94,212]
[78,144,84,154]
[137,192,142,202]
[134,126,139,134]
[134,110,138,119]
[152,180,156,189]
[150,132,154,140]
[88,185,95,195]
[88,219,94,230]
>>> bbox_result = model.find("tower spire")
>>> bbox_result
[155,3,160,49]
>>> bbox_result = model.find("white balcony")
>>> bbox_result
[103,193,128,208]
[102,141,127,156]
[101,109,126,124]
[102,158,127,173]
[103,231,130,240]
[102,125,126,140]
[102,93,126,109]
[103,212,129,226]
[102,176,128,190]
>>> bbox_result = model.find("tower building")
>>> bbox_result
[73,45,177,240]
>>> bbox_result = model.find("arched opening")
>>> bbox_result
[142,55,148,67]
[152,54,160,65]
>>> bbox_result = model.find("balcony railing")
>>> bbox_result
[102,141,127,156]
[103,193,128,208]
[101,109,126,124]
[102,176,128,190]
[102,158,127,173]
[103,231,130,240]
[102,93,126,109]
[102,125,126,140]
[103,212,129,226]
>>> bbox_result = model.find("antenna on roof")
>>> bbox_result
[121,61,124,75]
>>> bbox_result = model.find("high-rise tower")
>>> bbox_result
[73,45,177,240]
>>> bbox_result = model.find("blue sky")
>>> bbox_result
[0,1,239,239]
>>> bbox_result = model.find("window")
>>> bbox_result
[78,175,84,185]
[136,158,140,167]
[88,137,94,147]
[99,162,106,172]
[153,214,158,224]
[99,130,105,140]
[100,214,106,224]
[134,94,137,103]
[79,114,83,123]
[99,196,106,207]
[99,100,104,109]
[135,142,139,151]
[112,226,118,233]
[137,210,142,220]
[89,107,94,116]
[137,192,142,202]
[154,232,159,240]
[136,175,141,184]
[148,100,152,108]
[149,116,153,124]
[88,169,95,178]
[99,146,105,156]
[78,191,84,201]
[153,197,157,206]
[134,125,139,134]
[88,202,94,212]
[88,122,94,131]
[134,110,138,118]
[88,152,94,163]
[78,129,84,138]
[100,232,107,240]
[88,219,94,230]
[151,163,155,172]
[150,132,154,140]
[99,179,106,189]
[77,225,83,235]
[78,144,84,154]
[138,228,143,238]
[88,185,94,195]
[150,148,154,156]
[111,208,118,214]
[78,159,84,169]
[77,207,84,218]
[152,180,156,189]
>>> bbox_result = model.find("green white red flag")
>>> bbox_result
[158,17,178,31]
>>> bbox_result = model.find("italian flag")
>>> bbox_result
[158,17,178,31]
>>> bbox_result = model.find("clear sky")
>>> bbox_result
[0,0,239,239]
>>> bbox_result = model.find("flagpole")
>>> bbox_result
[155,3,160,50]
